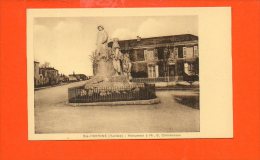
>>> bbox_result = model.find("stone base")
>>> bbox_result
[67,98,160,106]
[84,75,138,89]
[69,75,157,104]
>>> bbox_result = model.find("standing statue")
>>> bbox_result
[88,26,131,85]
[111,38,123,75]
[94,25,115,78]
[122,53,132,80]
[96,25,108,59]
[75,25,158,104]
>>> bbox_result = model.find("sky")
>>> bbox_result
[34,16,198,76]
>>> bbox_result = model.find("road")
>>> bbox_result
[34,81,200,133]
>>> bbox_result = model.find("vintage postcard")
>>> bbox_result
[27,7,232,140]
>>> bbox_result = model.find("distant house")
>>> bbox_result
[76,74,87,80]
[108,34,199,82]
[68,73,87,82]
[59,74,69,83]
[39,67,59,86]
[68,75,78,82]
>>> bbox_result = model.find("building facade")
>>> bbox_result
[34,61,40,87]
[38,67,59,86]
[108,34,199,82]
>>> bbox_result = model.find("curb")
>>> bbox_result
[66,98,160,106]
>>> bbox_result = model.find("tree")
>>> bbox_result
[41,62,50,68]
[89,51,98,76]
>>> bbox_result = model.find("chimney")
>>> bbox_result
[137,36,141,41]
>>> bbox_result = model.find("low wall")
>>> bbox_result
[68,83,156,103]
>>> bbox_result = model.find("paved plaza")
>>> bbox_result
[34,81,199,133]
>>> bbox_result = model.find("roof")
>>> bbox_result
[68,74,86,76]
[122,34,198,42]
[39,67,58,71]
[108,34,198,50]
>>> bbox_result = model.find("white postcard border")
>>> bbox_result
[27,7,232,140]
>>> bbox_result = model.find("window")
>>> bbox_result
[144,49,156,61]
[148,65,159,78]
[183,47,194,59]
[135,49,145,61]
[157,48,164,60]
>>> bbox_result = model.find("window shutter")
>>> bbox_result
[194,46,198,57]
[183,47,186,58]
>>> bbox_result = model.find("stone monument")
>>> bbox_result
[68,25,159,105]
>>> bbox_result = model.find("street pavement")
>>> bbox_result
[34,81,200,133]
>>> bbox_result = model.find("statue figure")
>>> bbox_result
[111,38,123,75]
[75,25,158,104]
[87,26,131,85]
[122,53,132,80]
[96,25,108,59]
[94,25,115,78]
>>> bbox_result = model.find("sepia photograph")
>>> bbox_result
[27,8,232,140]
[2,0,260,159]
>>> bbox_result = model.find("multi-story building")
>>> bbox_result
[39,67,59,86]
[109,34,199,82]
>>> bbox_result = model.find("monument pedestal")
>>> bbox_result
[68,75,157,104]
